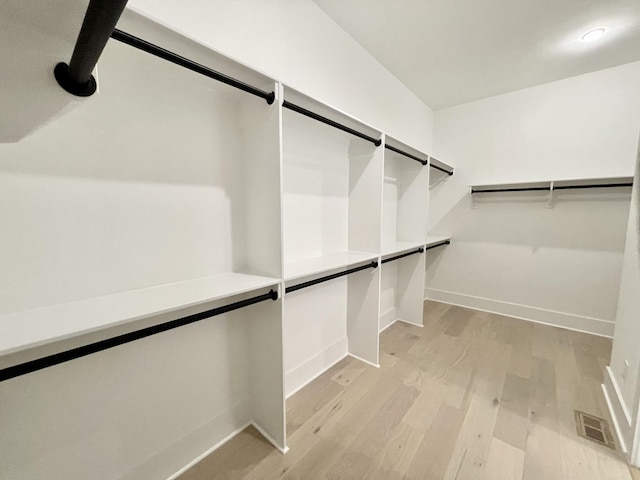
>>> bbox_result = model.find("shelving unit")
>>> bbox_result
[471,176,633,194]
[0,11,288,480]
[1,8,459,479]
[379,138,429,331]
[281,88,383,396]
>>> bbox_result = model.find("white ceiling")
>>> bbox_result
[312,0,640,109]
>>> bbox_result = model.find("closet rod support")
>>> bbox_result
[285,261,378,294]
[282,100,381,146]
[425,240,451,251]
[381,248,424,264]
[54,0,129,96]
[110,29,276,104]
[384,144,428,166]
[0,289,278,383]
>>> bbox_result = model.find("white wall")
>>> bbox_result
[127,0,434,154]
[427,62,640,336]
[606,138,640,459]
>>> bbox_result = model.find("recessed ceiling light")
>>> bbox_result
[581,28,606,43]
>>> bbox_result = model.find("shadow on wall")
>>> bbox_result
[0,0,91,142]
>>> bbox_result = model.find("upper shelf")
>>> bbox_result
[426,235,452,247]
[382,241,426,257]
[284,251,379,282]
[471,176,633,194]
[0,272,280,358]
[429,156,454,176]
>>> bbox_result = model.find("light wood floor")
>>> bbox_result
[178,301,632,479]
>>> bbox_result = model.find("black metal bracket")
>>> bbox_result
[111,29,276,104]
[54,0,129,97]
[381,248,424,264]
[384,144,428,166]
[286,261,378,294]
[0,288,278,383]
[425,240,450,251]
[283,100,381,146]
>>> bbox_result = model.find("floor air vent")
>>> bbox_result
[574,410,615,449]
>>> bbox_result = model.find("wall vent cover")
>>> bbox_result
[574,410,615,449]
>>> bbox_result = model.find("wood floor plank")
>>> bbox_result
[177,306,631,480]
[493,372,531,451]
[325,384,420,479]
[523,356,563,480]
[483,437,525,480]
[365,421,424,479]
[404,402,468,480]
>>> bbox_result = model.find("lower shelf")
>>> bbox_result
[0,272,280,358]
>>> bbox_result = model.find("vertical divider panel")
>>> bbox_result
[239,88,282,279]
[239,82,286,451]
[397,158,430,244]
[248,296,286,452]
[396,253,427,327]
[347,266,381,366]
[348,135,384,253]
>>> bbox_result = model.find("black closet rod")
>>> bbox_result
[384,144,427,166]
[286,261,378,294]
[425,240,451,251]
[283,100,382,146]
[554,183,633,190]
[111,29,275,104]
[428,156,454,176]
[54,0,130,96]
[0,289,278,383]
[381,248,424,264]
[471,183,633,194]
[471,186,549,194]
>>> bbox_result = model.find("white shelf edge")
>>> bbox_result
[0,272,281,358]
[381,241,426,257]
[426,235,452,247]
[284,251,379,282]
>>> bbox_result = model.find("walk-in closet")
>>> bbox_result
[2,0,640,479]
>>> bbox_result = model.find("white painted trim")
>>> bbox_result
[396,318,424,328]
[379,307,397,332]
[165,421,252,480]
[602,366,639,461]
[251,422,289,455]
[607,366,633,426]
[285,338,348,398]
[348,353,380,369]
[424,288,614,337]
[379,318,399,333]
[602,383,628,454]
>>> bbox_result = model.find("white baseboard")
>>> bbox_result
[603,366,635,456]
[424,288,614,338]
[119,401,251,480]
[251,421,289,455]
[379,307,397,332]
[285,337,348,398]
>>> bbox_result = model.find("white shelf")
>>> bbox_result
[381,241,425,257]
[426,235,452,247]
[284,251,379,282]
[471,176,633,191]
[0,272,280,357]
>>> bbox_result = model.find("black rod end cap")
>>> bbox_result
[265,91,276,105]
[374,139,382,147]
[54,62,97,97]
